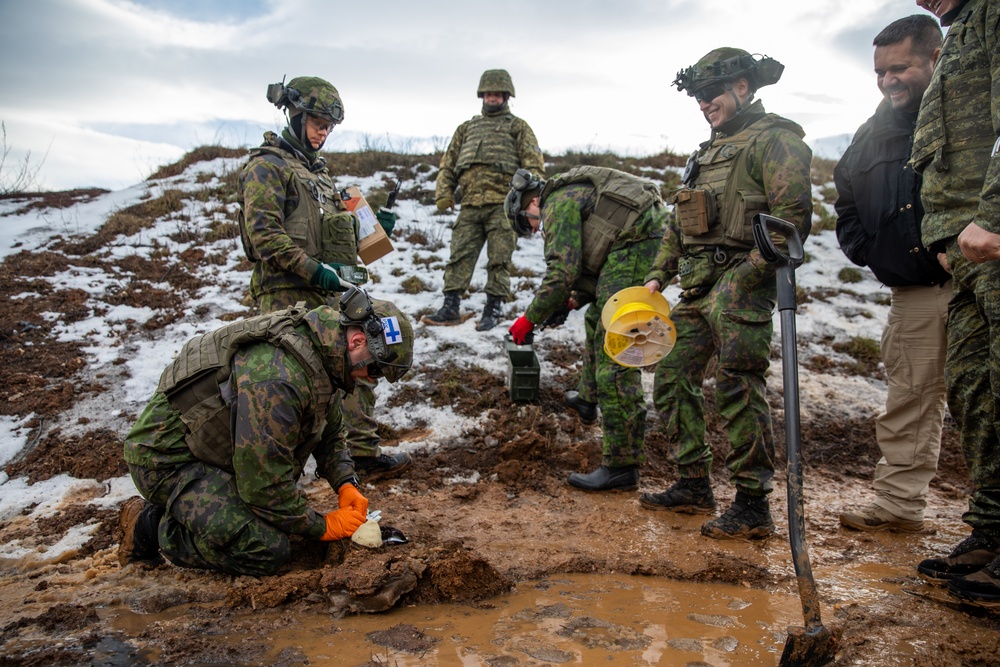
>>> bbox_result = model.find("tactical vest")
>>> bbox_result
[239,144,359,267]
[455,113,521,179]
[910,0,994,245]
[674,114,800,250]
[540,166,663,293]
[156,307,335,472]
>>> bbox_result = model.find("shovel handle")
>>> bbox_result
[752,213,803,313]
[751,213,804,267]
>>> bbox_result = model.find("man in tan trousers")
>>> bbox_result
[833,15,950,532]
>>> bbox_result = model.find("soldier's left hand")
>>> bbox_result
[957,222,1000,263]
[376,209,397,236]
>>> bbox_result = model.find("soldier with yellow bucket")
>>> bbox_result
[504,166,669,492]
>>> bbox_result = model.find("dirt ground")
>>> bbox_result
[1,186,998,666]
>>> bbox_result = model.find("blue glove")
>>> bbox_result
[376,209,396,236]
[310,263,344,292]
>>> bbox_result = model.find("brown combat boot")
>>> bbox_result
[117,496,164,566]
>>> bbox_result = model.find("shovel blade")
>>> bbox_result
[779,624,840,667]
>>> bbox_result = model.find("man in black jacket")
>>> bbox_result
[834,14,950,533]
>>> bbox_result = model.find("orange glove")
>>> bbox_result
[321,507,366,541]
[338,483,369,517]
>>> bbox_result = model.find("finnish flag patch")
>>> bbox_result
[381,316,403,345]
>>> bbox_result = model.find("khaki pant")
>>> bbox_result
[873,281,951,520]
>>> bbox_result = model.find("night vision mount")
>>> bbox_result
[673,53,784,94]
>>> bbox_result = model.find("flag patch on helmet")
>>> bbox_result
[381,317,403,345]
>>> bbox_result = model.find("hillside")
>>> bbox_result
[0,146,994,666]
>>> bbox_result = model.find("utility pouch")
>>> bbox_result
[678,252,717,290]
[673,189,714,236]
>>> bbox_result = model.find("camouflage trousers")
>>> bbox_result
[129,460,291,577]
[653,254,777,495]
[943,239,1000,537]
[125,395,293,577]
[258,289,381,459]
[578,236,661,467]
[442,204,516,299]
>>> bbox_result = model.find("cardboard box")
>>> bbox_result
[342,185,394,265]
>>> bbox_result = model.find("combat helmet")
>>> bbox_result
[267,76,345,124]
[673,47,784,97]
[504,168,545,237]
[478,69,515,98]
[338,287,414,383]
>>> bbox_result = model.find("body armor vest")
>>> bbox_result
[675,114,800,250]
[910,0,994,245]
[455,113,521,179]
[156,307,335,471]
[239,144,359,268]
[540,166,663,294]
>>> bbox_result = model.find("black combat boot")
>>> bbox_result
[918,530,1000,582]
[701,490,774,540]
[118,496,165,566]
[476,294,505,331]
[421,291,461,326]
[353,451,412,482]
[564,390,597,424]
[567,465,639,492]
[639,477,716,514]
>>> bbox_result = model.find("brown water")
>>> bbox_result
[108,570,917,666]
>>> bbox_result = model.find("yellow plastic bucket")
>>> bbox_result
[601,286,676,368]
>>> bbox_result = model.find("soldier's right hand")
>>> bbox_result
[321,507,367,541]
[435,197,454,213]
[338,483,369,517]
[309,262,345,292]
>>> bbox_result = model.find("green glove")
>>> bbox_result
[310,262,343,292]
[436,197,454,213]
[376,209,396,236]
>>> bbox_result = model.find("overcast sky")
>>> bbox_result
[1,0,929,192]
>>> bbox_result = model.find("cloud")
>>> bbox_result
[0,0,922,190]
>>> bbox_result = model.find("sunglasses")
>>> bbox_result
[306,114,336,133]
[692,83,728,104]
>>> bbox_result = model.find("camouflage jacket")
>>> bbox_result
[525,183,666,324]
[435,104,544,207]
[124,308,356,539]
[645,101,813,288]
[239,131,357,299]
[911,0,1000,244]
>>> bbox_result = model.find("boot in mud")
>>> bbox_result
[701,490,774,540]
[639,477,715,514]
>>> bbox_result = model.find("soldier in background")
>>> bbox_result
[505,166,667,492]
[640,48,813,540]
[118,291,413,576]
[238,76,410,480]
[834,15,949,534]
[423,69,544,331]
[909,0,1000,606]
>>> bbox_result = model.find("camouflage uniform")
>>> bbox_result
[646,99,813,496]
[123,307,357,576]
[435,102,544,300]
[240,131,380,459]
[526,179,667,467]
[911,0,1000,538]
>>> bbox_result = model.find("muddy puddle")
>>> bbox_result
[100,570,917,667]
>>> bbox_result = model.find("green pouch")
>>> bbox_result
[678,253,717,290]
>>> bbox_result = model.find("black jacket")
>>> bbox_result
[834,100,949,287]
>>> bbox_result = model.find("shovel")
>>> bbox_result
[751,214,840,667]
